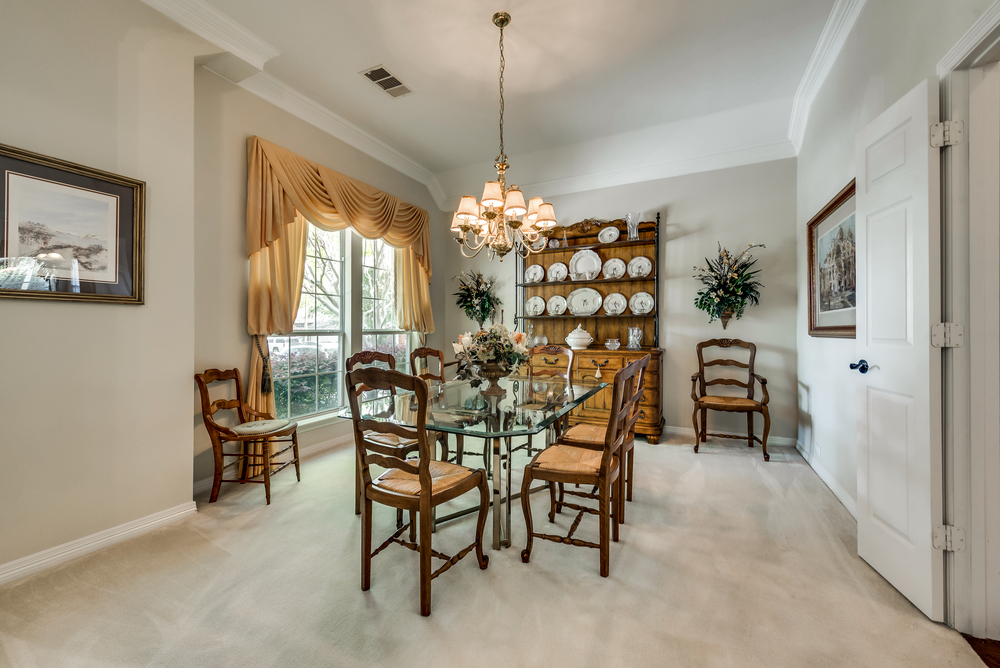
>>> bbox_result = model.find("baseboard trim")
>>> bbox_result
[795,441,858,520]
[192,433,353,496]
[660,425,798,447]
[0,501,197,587]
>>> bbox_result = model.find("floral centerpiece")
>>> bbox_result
[693,243,765,328]
[453,324,529,395]
[453,271,502,331]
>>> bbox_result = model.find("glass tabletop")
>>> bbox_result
[337,374,609,439]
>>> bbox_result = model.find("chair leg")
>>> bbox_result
[611,477,620,544]
[262,441,272,505]
[409,509,417,543]
[618,457,628,525]
[700,408,708,442]
[455,434,465,466]
[599,480,611,577]
[626,444,635,502]
[556,482,565,514]
[209,442,224,503]
[520,469,535,563]
[761,407,771,462]
[692,403,700,454]
[419,506,433,616]
[396,509,404,530]
[355,457,362,515]
[548,480,557,522]
[747,413,754,448]
[292,432,301,480]
[361,495,372,591]
[475,472,490,569]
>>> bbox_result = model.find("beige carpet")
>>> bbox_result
[0,436,984,668]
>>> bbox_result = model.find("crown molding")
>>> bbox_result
[237,72,449,209]
[140,0,279,70]
[937,0,1000,76]
[787,0,869,154]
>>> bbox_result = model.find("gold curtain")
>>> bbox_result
[245,135,435,417]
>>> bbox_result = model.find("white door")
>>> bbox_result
[855,77,944,621]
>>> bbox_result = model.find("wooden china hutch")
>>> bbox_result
[515,215,664,443]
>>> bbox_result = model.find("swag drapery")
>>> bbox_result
[245,135,435,423]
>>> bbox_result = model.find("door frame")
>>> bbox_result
[938,1,1000,638]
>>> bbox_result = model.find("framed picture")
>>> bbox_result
[0,142,144,304]
[807,180,856,338]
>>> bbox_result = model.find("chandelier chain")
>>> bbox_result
[497,21,506,165]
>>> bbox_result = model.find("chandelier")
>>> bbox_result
[451,11,557,261]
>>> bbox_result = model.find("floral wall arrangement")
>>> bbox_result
[693,243,765,328]
[452,270,502,331]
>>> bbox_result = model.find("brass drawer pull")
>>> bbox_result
[590,359,610,379]
[543,357,560,365]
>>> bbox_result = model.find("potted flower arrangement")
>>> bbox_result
[693,243,765,329]
[453,271,502,331]
[453,324,529,395]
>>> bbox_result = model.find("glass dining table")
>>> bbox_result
[338,374,608,549]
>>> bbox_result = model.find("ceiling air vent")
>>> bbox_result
[360,65,411,98]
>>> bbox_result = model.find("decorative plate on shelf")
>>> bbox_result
[546,295,567,315]
[566,288,603,316]
[603,293,627,316]
[602,258,627,279]
[598,226,620,244]
[524,264,545,283]
[547,262,568,282]
[629,291,655,315]
[627,256,653,278]
[525,296,546,316]
[568,250,602,281]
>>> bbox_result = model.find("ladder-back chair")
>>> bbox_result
[520,345,576,456]
[410,347,462,464]
[346,367,489,616]
[194,368,300,505]
[690,338,771,461]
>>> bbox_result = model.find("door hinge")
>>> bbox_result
[931,322,965,348]
[930,120,964,147]
[932,525,966,552]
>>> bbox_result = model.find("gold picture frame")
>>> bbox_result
[807,180,856,338]
[0,142,144,304]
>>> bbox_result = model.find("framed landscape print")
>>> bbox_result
[807,179,856,338]
[0,142,144,304]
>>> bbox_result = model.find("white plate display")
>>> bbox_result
[547,262,568,282]
[566,288,603,316]
[546,295,567,315]
[525,296,546,316]
[627,256,653,278]
[598,226,620,244]
[629,291,655,315]
[603,293,627,315]
[602,258,627,279]
[568,250,602,281]
[524,264,544,283]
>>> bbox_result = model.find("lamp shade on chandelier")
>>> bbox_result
[452,11,557,261]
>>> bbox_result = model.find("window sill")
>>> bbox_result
[293,409,348,434]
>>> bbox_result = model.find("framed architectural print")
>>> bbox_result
[0,142,144,304]
[807,179,856,338]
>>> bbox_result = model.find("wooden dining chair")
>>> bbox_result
[519,355,649,577]
[410,346,462,464]
[346,351,421,521]
[558,359,647,522]
[346,366,489,616]
[519,345,576,456]
[690,338,771,461]
[194,368,300,505]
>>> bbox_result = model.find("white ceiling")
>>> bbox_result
[201,0,835,179]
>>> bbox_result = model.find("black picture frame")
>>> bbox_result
[0,142,144,304]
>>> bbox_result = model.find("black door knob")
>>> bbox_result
[850,359,870,374]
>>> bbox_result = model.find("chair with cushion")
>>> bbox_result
[559,359,646,522]
[519,355,649,577]
[690,338,771,461]
[346,366,489,616]
[195,368,300,505]
[346,351,422,520]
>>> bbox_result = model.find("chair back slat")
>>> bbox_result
[600,355,651,470]
[347,350,397,395]
[410,347,447,382]
[346,366,433,494]
[195,368,248,429]
[695,338,757,399]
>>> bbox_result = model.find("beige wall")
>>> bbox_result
[446,159,799,440]
[0,0,212,564]
[795,0,994,509]
[192,69,449,483]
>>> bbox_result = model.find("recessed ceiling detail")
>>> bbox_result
[361,65,411,98]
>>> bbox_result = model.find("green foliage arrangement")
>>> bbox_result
[453,271,501,329]
[693,243,766,323]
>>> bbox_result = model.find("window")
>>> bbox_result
[360,238,408,415]
[269,226,344,419]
